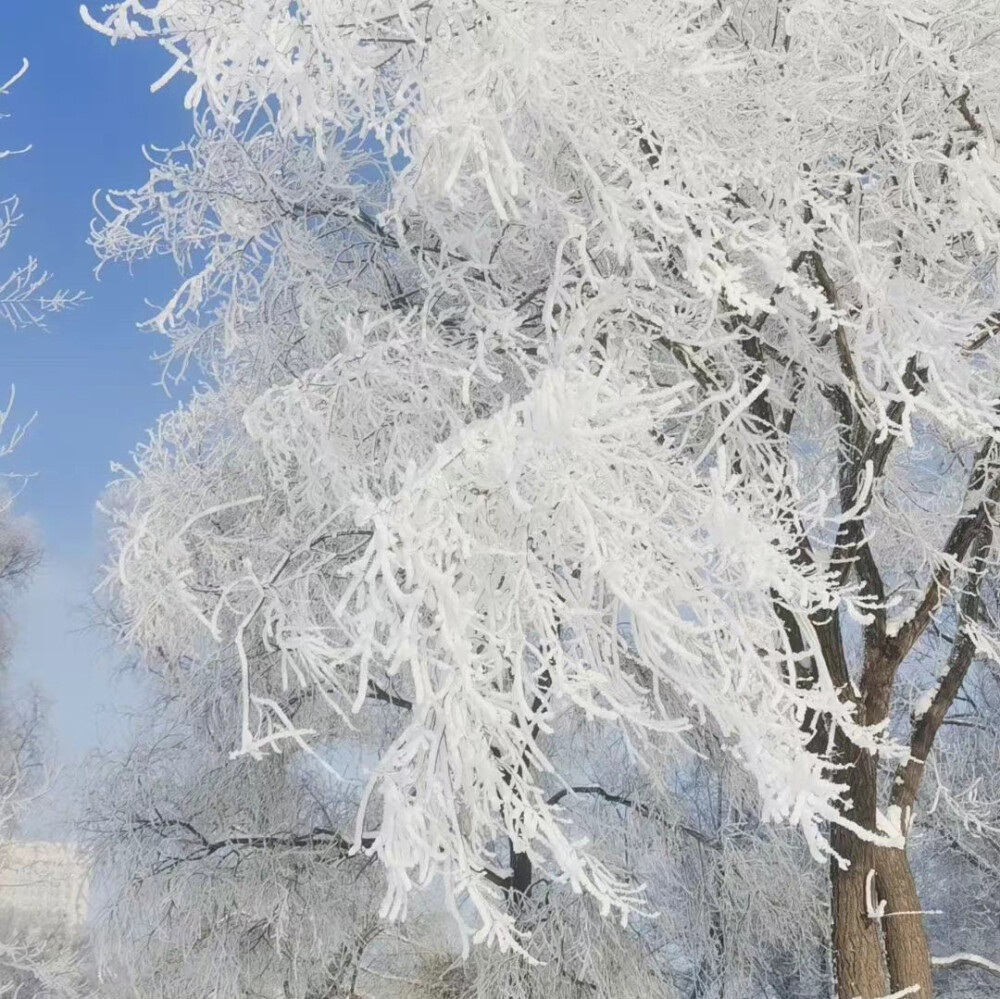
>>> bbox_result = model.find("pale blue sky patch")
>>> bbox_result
[1,1,191,819]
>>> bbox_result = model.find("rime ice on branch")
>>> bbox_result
[85,1,1000,988]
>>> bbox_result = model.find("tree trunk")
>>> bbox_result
[877,844,933,999]
[830,744,888,999]
[829,741,934,999]
[830,823,888,999]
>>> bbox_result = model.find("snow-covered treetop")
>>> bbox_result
[86,0,1000,952]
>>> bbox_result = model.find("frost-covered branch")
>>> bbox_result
[0,63,83,329]
[83,0,1000,988]
[930,951,1000,978]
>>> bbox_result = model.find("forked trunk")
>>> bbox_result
[830,745,888,999]
[877,845,933,999]
[829,745,933,999]
[830,831,887,998]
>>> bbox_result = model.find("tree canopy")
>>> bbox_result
[81,2,1000,996]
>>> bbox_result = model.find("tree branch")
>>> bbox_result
[545,785,719,850]
[891,530,991,814]
[131,815,375,874]
[366,679,413,710]
[809,250,864,398]
[931,952,1000,979]
[888,440,1000,667]
[830,354,927,642]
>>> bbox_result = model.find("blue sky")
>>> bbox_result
[1,2,193,813]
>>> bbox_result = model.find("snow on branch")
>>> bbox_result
[931,952,1000,978]
[0,62,84,329]
[86,0,1000,962]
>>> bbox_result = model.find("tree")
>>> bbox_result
[81,657,397,999]
[0,61,88,999]
[0,62,83,330]
[83,635,835,999]
[903,659,1000,997]
[85,1,1000,996]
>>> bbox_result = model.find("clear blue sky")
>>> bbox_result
[1,2,193,802]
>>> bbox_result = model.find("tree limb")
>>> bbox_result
[887,440,1000,668]
[545,784,719,850]
[130,815,376,875]
[931,952,1000,978]
[891,529,992,814]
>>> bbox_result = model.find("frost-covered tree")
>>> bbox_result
[84,638,834,999]
[0,62,83,330]
[0,58,55,846]
[0,61,88,999]
[906,661,1000,996]
[85,1,1000,996]
[81,655,398,999]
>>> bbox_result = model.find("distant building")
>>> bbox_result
[0,840,90,939]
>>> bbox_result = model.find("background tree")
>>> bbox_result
[84,635,837,999]
[85,1,1000,996]
[0,61,83,330]
[82,653,396,999]
[0,60,87,999]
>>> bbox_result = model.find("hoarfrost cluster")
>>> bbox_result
[71,1,1000,996]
